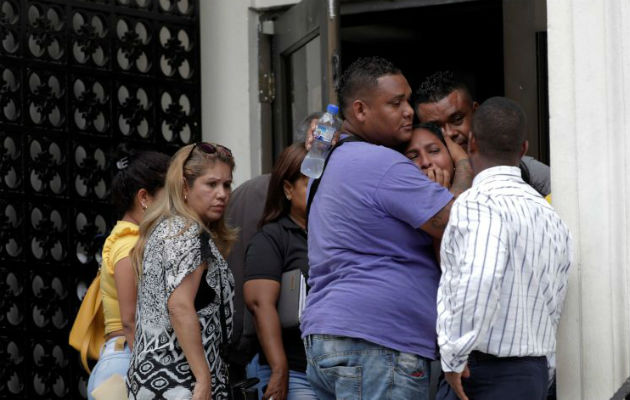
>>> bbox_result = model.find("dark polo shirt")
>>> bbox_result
[244,215,308,372]
[225,174,271,367]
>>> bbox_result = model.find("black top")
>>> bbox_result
[244,215,308,372]
[194,269,216,311]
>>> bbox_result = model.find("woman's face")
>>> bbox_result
[185,161,232,224]
[405,128,454,178]
[284,175,309,220]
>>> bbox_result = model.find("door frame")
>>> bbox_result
[262,0,340,168]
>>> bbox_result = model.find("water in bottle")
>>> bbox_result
[301,104,339,179]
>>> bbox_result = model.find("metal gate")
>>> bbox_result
[0,0,200,398]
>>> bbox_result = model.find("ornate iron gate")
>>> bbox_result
[0,0,200,398]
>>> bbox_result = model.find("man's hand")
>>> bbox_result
[443,134,468,163]
[444,364,471,400]
[444,134,473,197]
[263,368,288,400]
[425,167,451,189]
[304,118,340,151]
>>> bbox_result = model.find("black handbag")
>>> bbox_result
[216,267,259,400]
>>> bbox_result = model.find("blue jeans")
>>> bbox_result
[304,334,430,400]
[246,353,317,400]
[87,336,131,400]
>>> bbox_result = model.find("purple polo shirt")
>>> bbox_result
[301,141,453,359]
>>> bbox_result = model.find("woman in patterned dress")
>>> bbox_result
[127,143,237,400]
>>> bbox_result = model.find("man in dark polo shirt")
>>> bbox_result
[224,113,321,380]
[415,71,550,196]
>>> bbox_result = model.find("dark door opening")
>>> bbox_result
[340,0,504,106]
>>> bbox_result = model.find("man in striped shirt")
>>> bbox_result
[436,97,572,400]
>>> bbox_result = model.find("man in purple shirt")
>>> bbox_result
[301,57,472,400]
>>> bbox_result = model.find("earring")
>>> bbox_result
[141,203,147,211]
[184,194,188,201]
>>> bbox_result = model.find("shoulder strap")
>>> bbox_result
[306,135,364,225]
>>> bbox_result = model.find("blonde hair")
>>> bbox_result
[131,143,238,278]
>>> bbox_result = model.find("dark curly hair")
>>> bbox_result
[336,56,401,119]
[412,122,446,146]
[472,96,527,163]
[414,70,473,108]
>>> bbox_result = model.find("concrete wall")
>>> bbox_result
[200,0,300,186]
[502,0,547,160]
[200,0,260,187]
[549,0,630,398]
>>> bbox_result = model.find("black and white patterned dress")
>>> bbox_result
[127,216,234,400]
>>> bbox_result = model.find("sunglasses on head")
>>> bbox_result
[184,142,233,166]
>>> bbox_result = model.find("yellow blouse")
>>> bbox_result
[100,220,139,334]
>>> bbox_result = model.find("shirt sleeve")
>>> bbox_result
[374,161,453,228]
[521,156,551,196]
[163,228,204,298]
[109,236,136,270]
[437,196,509,373]
[244,229,284,282]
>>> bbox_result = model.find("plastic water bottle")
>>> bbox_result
[300,104,339,179]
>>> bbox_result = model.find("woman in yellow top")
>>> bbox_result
[87,150,170,400]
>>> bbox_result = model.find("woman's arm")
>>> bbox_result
[168,265,212,400]
[244,279,288,400]
[114,257,137,349]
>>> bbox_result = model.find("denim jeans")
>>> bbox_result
[304,334,430,400]
[87,336,131,400]
[246,353,318,400]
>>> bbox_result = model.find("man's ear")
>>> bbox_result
[472,101,479,112]
[353,99,368,123]
[520,140,529,158]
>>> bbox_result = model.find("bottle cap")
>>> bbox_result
[326,104,339,115]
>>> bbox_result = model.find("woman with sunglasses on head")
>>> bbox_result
[243,142,316,400]
[127,143,237,400]
[87,148,170,400]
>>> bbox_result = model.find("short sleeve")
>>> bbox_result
[244,230,283,282]
[109,237,136,271]
[102,222,139,275]
[374,161,453,228]
[163,227,204,297]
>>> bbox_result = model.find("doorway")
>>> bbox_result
[340,0,504,107]
[265,0,505,169]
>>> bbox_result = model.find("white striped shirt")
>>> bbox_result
[437,166,572,373]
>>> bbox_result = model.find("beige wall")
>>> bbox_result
[200,0,301,187]
[549,0,630,398]
[200,0,261,187]
[502,0,547,160]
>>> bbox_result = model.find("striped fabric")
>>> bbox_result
[437,165,572,373]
